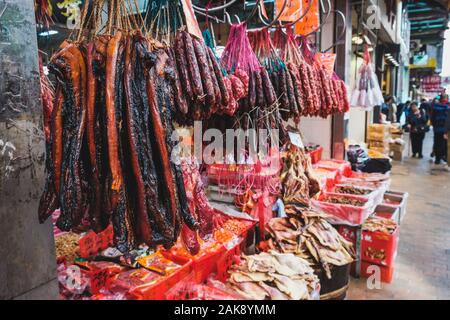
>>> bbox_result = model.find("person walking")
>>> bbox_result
[397,100,410,124]
[431,94,450,169]
[382,96,397,123]
[407,102,428,158]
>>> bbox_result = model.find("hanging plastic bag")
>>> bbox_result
[350,45,383,110]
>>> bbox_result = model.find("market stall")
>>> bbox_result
[32,0,410,301]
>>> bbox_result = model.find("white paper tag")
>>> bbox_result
[288,132,304,149]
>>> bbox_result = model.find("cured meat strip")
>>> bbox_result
[248,71,256,109]
[38,86,62,223]
[123,36,155,246]
[105,32,135,252]
[167,48,189,114]
[183,32,204,102]
[52,45,87,231]
[206,49,221,114]
[254,69,265,108]
[206,46,229,107]
[174,32,193,101]
[192,38,215,109]
[261,68,276,107]
[85,42,106,232]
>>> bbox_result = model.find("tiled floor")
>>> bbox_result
[347,134,450,300]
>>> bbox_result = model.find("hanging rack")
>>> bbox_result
[257,0,288,27]
[193,0,239,12]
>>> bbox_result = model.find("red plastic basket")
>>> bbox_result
[361,226,399,267]
[312,193,374,226]
[316,159,352,177]
[128,259,194,300]
[307,146,323,164]
[357,261,395,284]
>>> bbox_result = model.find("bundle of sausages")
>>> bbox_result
[38,32,199,253]
[269,27,350,119]
[173,30,233,121]
[221,23,278,114]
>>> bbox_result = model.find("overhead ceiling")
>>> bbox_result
[407,0,450,44]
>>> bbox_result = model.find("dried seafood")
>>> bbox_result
[266,204,354,279]
[363,217,397,235]
[226,251,319,300]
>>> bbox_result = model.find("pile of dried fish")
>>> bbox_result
[280,143,321,207]
[226,251,319,300]
[335,186,372,196]
[363,217,397,235]
[323,196,366,207]
[266,204,354,279]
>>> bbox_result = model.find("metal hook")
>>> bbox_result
[234,14,241,24]
[322,9,347,52]
[224,10,233,25]
[193,0,239,13]
[257,0,288,28]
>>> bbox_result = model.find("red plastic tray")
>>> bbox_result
[316,159,352,178]
[312,193,374,226]
[330,184,385,207]
[128,259,194,300]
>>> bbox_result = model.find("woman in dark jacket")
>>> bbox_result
[407,102,429,158]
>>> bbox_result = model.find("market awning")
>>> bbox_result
[407,0,450,44]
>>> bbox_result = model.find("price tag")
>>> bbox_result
[288,132,305,149]
[79,232,97,258]
[90,268,109,295]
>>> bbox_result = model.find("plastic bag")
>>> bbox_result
[350,46,384,110]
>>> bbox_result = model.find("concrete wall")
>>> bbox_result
[0,0,58,300]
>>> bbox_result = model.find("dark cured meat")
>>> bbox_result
[278,68,290,118]
[261,68,276,107]
[299,63,313,115]
[183,32,204,102]
[146,64,178,244]
[85,42,104,232]
[248,71,256,109]
[206,49,221,114]
[192,38,215,109]
[52,45,87,231]
[288,66,303,115]
[149,51,198,240]
[105,32,135,252]
[206,47,229,107]
[167,48,188,114]
[174,32,193,101]
[123,36,154,246]
[38,86,61,223]
[254,69,265,108]
[284,66,298,117]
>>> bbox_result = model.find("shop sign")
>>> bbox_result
[422,75,443,93]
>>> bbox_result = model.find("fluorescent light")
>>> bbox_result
[38,30,59,37]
